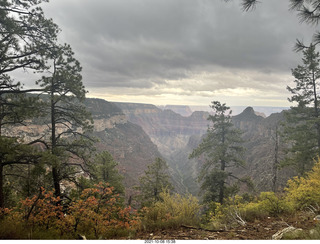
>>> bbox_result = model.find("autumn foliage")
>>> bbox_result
[0,183,139,239]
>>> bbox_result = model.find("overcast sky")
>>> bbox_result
[38,0,316,107]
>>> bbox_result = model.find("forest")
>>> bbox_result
[2,0,320,240]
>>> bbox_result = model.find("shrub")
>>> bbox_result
[238,192,294,221]
[68,182,139,239]
[285,160,320,210]
[140,190,200,230]
[19,188,65,232]
[0,183,140,239]
[207,192,294,227]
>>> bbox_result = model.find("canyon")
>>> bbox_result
[113,101,292,195]
[5,97,292,200]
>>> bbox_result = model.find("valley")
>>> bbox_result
[4,97,291,200]
[112,101,291,196]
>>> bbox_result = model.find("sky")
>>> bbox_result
[35,0,317,107]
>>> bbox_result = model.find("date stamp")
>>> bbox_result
[144,240,176,243]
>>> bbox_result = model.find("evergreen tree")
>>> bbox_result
[189,101,246,204]
[225,0,320,49]
[283,44,320,175]
[0,0,59,208]
[0,0,59,77]
[138,157,173,206]
[227,0,320,18]
[36,44,94,197]
[92,151,124,195]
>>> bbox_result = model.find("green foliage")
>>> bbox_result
[35,43,95,196]
[283,44,320,175]
[285,159,320,209]
[204,159,320,230]
[140,189,200,231]
[200,170,225,203]
[281,225,320,240]
[0,0,59,78]
[91,151,124,195]
[138,157,173,206]
[305,225,320,240]
[227,0,320,26]
[190,101,246,204]
[0,137,44,207]
[238,192,294,221]
[0,0,94,208]
[206,192,294,228]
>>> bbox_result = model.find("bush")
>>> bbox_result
[68,182,139,239]
[238,192,294,221]
[140,190,200,230]
[285,160,320,210]
[0,183,139,239]
[281,225,320,240]
[206,192,294,227]
[203,160,320,229]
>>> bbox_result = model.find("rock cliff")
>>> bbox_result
[232,107,292,192]
[114,102,210,194]
[114,102,292,195]
[90,102,294,195]
[4,98,165,202]
[158,105,193,117]
[84,99,167,200]
[6,96,293,198]
[114,102,209,156]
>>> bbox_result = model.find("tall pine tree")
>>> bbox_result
[0,0,59,208]
[190,101,246,204]
[283,44,320,175]
[36,44,94,197]
[138,157,173,206]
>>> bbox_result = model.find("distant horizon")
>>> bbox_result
[106,99,289,108]
[105,98,288,117]
[88,93,291,108]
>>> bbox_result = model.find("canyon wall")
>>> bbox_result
[115,102,292,195]
[5,96,293,199]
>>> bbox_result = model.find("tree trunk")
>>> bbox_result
[219,126,226,204]
[0,164,4,208]
[0,114,3,208]
[219,160,226,204]
[272,127,279,192]
[312,68,320,152]
[52,167,60,197]
[218,181,224,204]
[51,71,60,197]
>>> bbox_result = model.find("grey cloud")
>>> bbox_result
[41,0,315,96]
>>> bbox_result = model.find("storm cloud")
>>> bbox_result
[40,0,316,106]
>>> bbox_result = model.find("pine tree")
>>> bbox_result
[0,0,59,77]
[189,101,245,204]
[36,44,94,197]
[138,157,173,206]
[0,0,59,208]
[227,0,320,21]
[92,151,124,195]
[283,44,320,175]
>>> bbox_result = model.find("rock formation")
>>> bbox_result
[114,102,292,195]
[5,96,293,199]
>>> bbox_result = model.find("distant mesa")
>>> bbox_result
[158,105,193,117]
